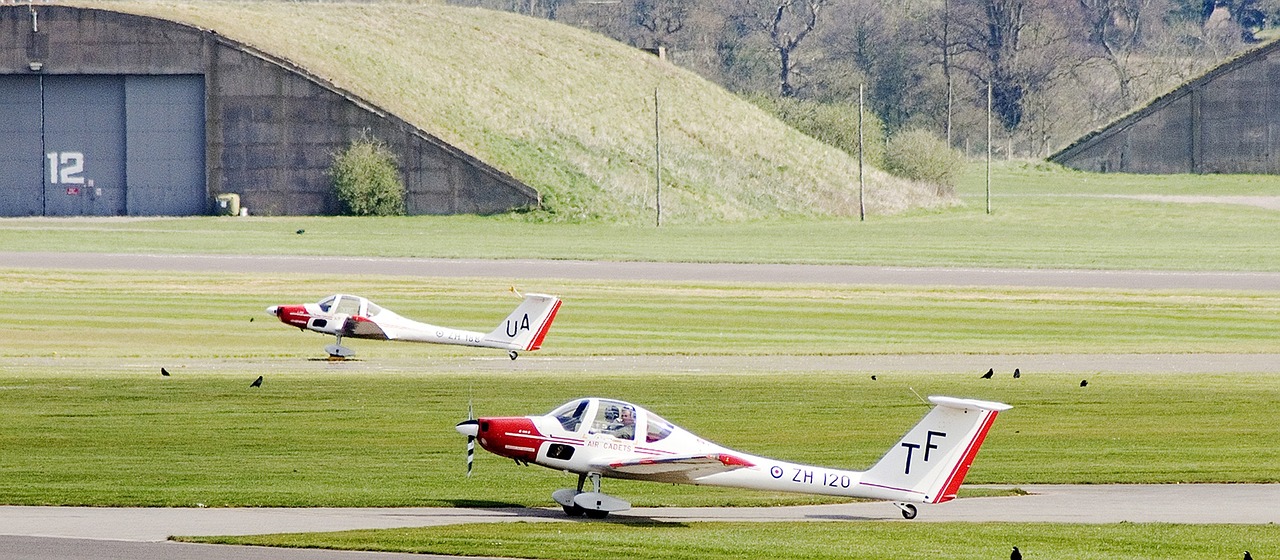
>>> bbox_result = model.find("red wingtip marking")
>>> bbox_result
[717,454,754,468]
[525,299,561,351]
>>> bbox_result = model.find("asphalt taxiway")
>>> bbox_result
[2,485,1278,559]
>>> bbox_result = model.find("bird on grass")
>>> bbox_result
[1244,551,1252,560]
[161,367,171,377]
[1080,379,1088,387]
[871,375,877,381]
[981,368,994,379]
[295,229,305,235]
[1011,546,1022,560]
[1013,368,1021,379]
[250,375,263,388]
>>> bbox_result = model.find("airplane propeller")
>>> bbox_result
[457,400,477,477]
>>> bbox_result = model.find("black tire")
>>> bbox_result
[562,504,585,517]
[584,509,609,519]
[901,504,918,520]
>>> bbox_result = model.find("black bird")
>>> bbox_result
[981,368,994,379]
[249,317,254,322]
[1244,551,1252,560]
[1011,546,1022,560]
[871,375,877,381]
[1080,379,1088,387]
[250,375,263,388]
[1013,368,1021,379]
[295,229,305,234]
[161,367,171,377]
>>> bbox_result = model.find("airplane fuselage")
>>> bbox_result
[464,396,1004,509]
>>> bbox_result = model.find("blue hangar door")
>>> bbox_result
[0,74,205,216]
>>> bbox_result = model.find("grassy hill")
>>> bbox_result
[81,0,952,223]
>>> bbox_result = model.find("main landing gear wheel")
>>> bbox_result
[584,509,609,519]
[562,504,585,517]
[897,503,918,520]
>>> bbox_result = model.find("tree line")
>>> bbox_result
[448,0,1279,159]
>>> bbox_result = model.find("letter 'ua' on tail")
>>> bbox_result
[483,294,562,351]
[860,396,1011,504]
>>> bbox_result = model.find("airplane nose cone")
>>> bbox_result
[455,419,479,438]
[266,305,280,316]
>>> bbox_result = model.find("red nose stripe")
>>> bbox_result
[476,417,543,463]
[277,305,310,327]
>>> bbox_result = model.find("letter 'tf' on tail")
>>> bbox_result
[860,396,1010,504]
[483,293,561,351]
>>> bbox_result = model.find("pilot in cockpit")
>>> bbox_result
[607,406,637,440]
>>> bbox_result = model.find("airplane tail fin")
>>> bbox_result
[860,396,1010,504]
[483,293,561,351]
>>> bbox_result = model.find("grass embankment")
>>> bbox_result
[3,162,1278,270]
[80,0,944,222]
[183,522,1278,560]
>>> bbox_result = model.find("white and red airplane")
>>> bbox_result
[456,395,1009,519]
[267,292,561,359]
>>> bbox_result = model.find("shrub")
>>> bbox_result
[330,133,406,216]
[883,128,965,193]
[746,94,887,169]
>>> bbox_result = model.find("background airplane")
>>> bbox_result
[457,395,1010,519]
[268,292,560,359]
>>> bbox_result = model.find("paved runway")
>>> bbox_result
[5,251,1280,290]
[2,485,1277,559]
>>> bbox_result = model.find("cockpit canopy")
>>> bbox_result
[316,294,384,318]
[549,398,675,443]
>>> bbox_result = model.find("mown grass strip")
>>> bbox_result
[3,163,1278,270]
[4,270,1279,359]
[2,370,1278,507]
[180,521,1279,560]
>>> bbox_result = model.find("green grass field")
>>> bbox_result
[3,162,1279,270]
[183,522,1279,560]
[4,368,1279,508]
[4,162,1279,556]
[5,270,1280,359]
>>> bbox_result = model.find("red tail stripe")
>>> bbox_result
[933,410,999,503]
[525,299,561,351]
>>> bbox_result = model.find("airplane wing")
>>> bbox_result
[597,454,755,483]
[343,316,389,339]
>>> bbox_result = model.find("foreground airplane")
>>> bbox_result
[267,292,560,359]
[457,395,1009,519]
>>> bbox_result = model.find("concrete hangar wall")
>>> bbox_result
[0,5,538,216]
[1050,40,1280,175]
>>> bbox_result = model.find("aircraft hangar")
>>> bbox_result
[1051,39,1280,174]
[0,5,538,217]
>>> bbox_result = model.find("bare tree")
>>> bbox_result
[1074,0,1163,105]
[739,0,830,96]
[629,0,690,50]
[949,0,1073,132]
